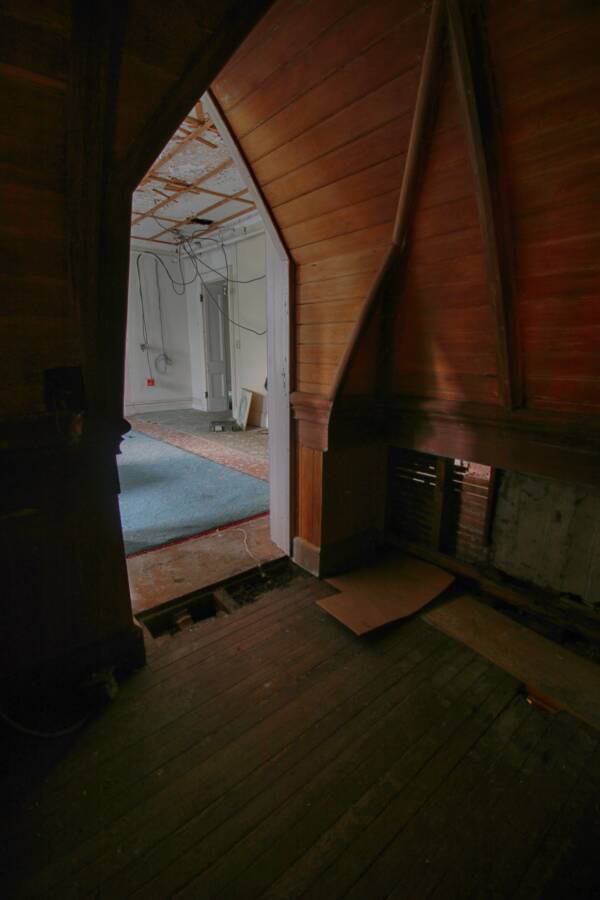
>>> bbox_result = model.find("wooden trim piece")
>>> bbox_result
[330,0,446,403]
[131,159,234,225]
[329,243,396,402]
[203,89,290,263]
[447,0,521,410]
[292,536,321,577]
[385,406,600,488]
[290,391,333,451]
[384,396,600,443]
[392,0,446,249]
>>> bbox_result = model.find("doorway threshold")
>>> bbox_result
[127,514,284,615]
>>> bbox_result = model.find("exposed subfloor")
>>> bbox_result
[2,576,600,899]
[127,514,284,614]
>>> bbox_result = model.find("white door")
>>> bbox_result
[203,279,231,412]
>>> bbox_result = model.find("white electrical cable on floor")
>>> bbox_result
[216,526,265,577]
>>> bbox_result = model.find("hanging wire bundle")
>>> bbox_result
[135,234,267,380]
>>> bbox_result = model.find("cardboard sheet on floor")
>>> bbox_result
[319,552,454,635]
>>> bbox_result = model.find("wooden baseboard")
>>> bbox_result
[293,529,385,579]
[292,536,321,576]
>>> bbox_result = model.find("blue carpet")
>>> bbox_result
[117,431,270,555]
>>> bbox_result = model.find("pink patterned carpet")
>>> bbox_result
[128,417,269,481]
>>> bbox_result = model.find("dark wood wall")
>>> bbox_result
[214,0,600,570]
[0,0,272,679]
[213,0,429,396]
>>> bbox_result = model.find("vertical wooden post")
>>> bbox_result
[432,456,452,551]
[447,0,522,409]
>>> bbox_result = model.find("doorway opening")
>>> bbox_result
[118,95,290,620]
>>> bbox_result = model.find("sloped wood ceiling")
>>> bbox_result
[212,0,431,396]
[213,0,600,420]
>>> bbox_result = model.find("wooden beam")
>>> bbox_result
[138,174,254,204]
[196,204,258,236]
[330,0,446,403]
[150,190,254,240]
[146,119,212,174]
[447,0,522,410]
[392,0,445,250]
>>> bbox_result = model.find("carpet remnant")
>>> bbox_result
[129,416,269,481]
[117,431,270,555]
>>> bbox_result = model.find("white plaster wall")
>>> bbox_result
[233,233,268,424]
[192,231,267,424]
[124,234,267,422]
[124,249,193,415]
[491,472,600,607]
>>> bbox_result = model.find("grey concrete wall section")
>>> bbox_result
[491,472,600,608]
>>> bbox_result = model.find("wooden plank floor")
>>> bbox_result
[2,571,600,899]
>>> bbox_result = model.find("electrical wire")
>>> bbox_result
[154,258,173,375]
[134,232,268,372]
[181,240,267,337]
[185,236,266,284]
[216,526,265,578]
[135,253,153,379]
[0,705,88,739]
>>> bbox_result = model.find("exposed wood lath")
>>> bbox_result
[130,103,259,246]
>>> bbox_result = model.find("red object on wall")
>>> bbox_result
[147,378,155,387]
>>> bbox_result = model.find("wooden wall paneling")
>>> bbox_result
[333,0,445,403]
[264,118,412,211]
[447,0,521,410]
[387,402,600,489]
[296,445,323,546]
[213,0,365,116]
[390,58,499,406]
[238,1,427,164]
[273,155,405,229]
[286,190,401,253]
[296,271,379,305]
[486,0,600,415]
[224,0,423,140]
